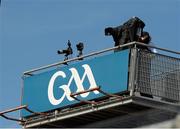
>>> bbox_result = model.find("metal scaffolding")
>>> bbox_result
[0,42,179,128]
[21,42,179,128]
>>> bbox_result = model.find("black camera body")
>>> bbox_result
[57,40,73,61]
[57,48,73,56]
[76,42,84,51]
[76,42,84,59]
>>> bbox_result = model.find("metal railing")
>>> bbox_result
[23,42,136,75]
[23,42,179,75]
[135,49,180,102]
[22,42,180,127]
[23,41,180,103]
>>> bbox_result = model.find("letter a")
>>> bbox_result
[69,64,99,98]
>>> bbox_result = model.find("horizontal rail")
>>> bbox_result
[70,86,124,105]
[0,105,28,123]
[25,98,133,128]
[135,42,180,55]
[70,87,100,105]
[98,88,124,99]
[70,96,98,105]
[0,105,48,123]
[1,114,25,123]
[70,87,100,97]
[0,105,27,115]
[24,107,48,116]
[23,42,136,74]
[23,42,179,75]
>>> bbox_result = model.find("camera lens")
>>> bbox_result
[57,50,63,54]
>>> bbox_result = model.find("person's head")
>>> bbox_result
[141,31,151,44]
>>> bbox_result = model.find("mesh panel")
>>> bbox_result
[136,50,180,102]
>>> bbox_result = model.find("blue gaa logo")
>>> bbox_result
[48,64,99,105]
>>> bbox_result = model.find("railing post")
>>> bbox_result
[128,45,138,96]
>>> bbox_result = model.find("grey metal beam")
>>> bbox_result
[132,96,180,113]
[23,42,137,75]
[24,98,133,128]
[135,42,180,55]
[0,105,27,115]
[128,47,138,96]
[23,42,180,75]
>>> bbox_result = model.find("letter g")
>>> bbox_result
[48,71,66,105]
